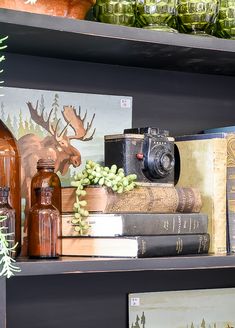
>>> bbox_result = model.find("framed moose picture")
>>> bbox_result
[129,288,235,328]
[1,86,132,217]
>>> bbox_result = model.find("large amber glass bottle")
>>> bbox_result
[31,159,61,213]
[0,119,21,256]
[28,187,61,258]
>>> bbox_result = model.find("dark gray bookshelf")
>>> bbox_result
[14,255,235,276]
[1,8,235,328]
[0,9,235,75]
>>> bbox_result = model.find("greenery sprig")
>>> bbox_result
[71,160,137,235]
[0,36,8,96]
[0,216,21,278]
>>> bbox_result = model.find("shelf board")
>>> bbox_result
[0,9,235,76]
[15,254,235,276]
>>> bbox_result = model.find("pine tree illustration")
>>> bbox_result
[18,109,25,138]
[13,115,18,139]
[29,117,35,133]
[6,114,14,134]
[38,94,49,123]
[51,93,62,131]
[141,312,145,328]
[0,101,5,121]
[201,318,206,328]
[39,94,45,115]
[24,118,30,135]
[135,315,140,328]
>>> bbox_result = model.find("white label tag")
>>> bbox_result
[120,98,131,108]
[130,297,140,306]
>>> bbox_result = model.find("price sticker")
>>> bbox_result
[130,297,140,306]
[120,98,131,108]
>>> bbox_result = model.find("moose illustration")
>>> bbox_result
[18,100,96,208]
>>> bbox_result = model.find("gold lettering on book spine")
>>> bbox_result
[176,188,200,212]
[176,237,183,254]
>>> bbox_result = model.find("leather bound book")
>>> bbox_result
[61,233,210,257]
[61,185,202,214]
[61,212,208,237]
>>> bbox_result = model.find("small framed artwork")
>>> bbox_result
[129,288,235,327]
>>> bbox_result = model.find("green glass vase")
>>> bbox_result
[93,0,135,26]
[216,0,235,38]
[177,0,219,35]
[135,0,178,32]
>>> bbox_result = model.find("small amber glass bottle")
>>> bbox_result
[31,159,61,213]
[0,187,16,257]
[28,187,61,259]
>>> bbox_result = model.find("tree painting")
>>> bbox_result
[129,289,235,328]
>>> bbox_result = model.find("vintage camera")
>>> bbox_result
[104,127,175,185]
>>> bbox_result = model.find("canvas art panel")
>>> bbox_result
[129,288,235,328]
[1,86,132,216]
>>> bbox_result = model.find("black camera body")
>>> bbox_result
[104,127,175,185]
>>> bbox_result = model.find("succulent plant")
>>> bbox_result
[71,160,137,235]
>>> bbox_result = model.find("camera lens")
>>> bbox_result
[148,145,175,179]
[160,153,173,172]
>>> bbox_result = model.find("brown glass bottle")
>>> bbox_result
[0,119,21,256]
[0,187,16,257]
[28,187,61,258]
[31,159,61,213]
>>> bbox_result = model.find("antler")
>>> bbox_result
[62,105,96,141]
[27,101,55,136]
[27,101,71,141]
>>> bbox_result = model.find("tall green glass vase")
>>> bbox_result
[177,0,219,35]
[93,0,135,26]
[135,0,178,32]
[216,0,235,38]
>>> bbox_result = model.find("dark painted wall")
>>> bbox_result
[3,53,235,136]
[6,268,235,328]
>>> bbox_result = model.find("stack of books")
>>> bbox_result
[60,185,210,258]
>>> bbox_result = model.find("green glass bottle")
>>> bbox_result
[135,0,178,32]
[177,0,219,35]
[216,0,235,38]
[93,0,135,26]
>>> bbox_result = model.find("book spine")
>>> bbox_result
[137,234,210,257]
[122,213,208,235]
[209,140,227,255]
[106,186,202,213]
[226,134,235,253]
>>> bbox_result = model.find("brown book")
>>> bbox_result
[62,185,202,214]
[175,135,227,255]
